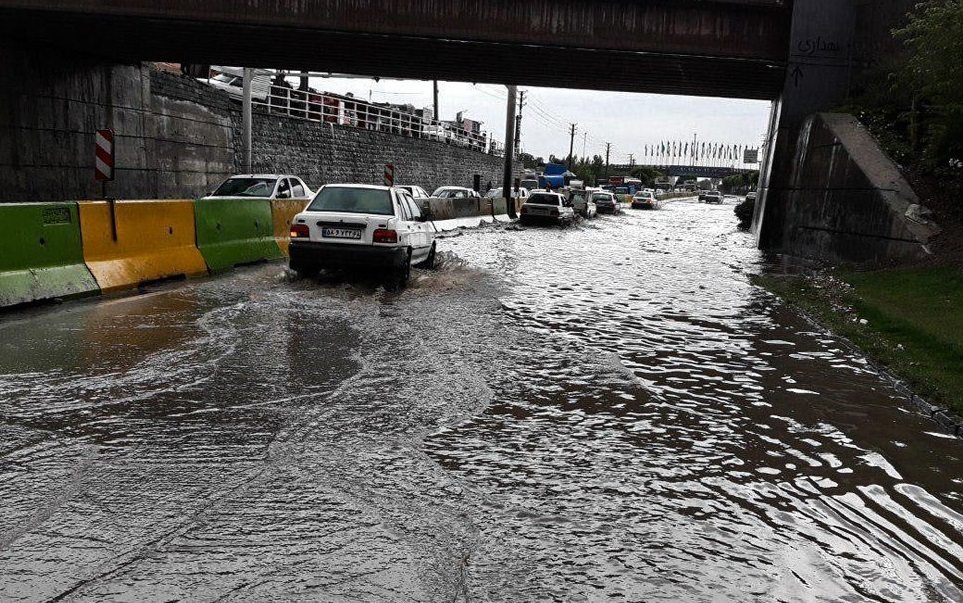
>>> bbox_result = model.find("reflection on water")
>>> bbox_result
[0,199,961,601]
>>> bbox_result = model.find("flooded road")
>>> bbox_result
[1,197,962,602]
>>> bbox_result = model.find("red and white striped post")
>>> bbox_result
[95,128,117,239]
[95,128,115,204]
[383,164,395,186]
[95,129,114,184]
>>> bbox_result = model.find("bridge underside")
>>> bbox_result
[0,0,790,99]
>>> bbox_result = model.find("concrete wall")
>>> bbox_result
[753,0,858,247]
[0,43,234,201]
[780,113,939,265]
[755,0,921,255]
[1,43,509,202]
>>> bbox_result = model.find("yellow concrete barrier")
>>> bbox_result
[271,198,310,256]
[79,200,209,292]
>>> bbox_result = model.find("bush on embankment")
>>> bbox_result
[734,197,754,230]
[755,267,963,416]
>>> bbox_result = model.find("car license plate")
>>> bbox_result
[322,227,362,240]
[529,207,548,214]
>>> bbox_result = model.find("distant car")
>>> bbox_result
[288,184,436,290]
[631,191,658,210]
[704,190,724,204]
[431,186,481,200]
[485,187,530,201]
[519,191,575,226]
[199,67,272,102]
[203,174,313,200]
[396,185,430,199]
[592,191,622,215]
[519,178,540,191]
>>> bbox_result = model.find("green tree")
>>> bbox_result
[631,166,662,186]
[518,152,543,170]
[892,0,963,165]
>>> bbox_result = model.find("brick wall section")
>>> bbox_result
[249,113,508,193]
[1,43,510,202]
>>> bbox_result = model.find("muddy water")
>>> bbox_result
[1,197,961,602]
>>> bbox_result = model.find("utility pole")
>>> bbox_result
[605,142,611,179]
[503,85,518,219]
[581,132,587,159]
[568,123,577,169]
[514,90,525,159]
[433,80,439,122]
[692,133,697,167]
[628,153,635,166]
[242,67,253,173]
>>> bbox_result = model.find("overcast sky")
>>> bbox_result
[307,76,773,165]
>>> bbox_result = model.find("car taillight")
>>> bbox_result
[550,209,559,217]
[373,228,398,243]
[290,224,309,238]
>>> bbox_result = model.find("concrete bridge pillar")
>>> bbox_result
[754,0,858,248]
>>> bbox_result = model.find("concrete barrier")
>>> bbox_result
[421,197,488,220]
[0,202,99,307]
[271,198,309,256]
[194,198,283,271]
[78,200,209,292]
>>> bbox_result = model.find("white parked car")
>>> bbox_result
[203,174,313,200]
[519,191,576,226]
[288,184,436,290]
[396,185,430,199]
[431,186,481,200]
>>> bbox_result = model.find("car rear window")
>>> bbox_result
[307,187,394,215]
[593,194,612,201]
[211,177,277,197]
[528,193,560,206]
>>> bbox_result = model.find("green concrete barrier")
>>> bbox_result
[0,202,99,307]
[193,198,283,272]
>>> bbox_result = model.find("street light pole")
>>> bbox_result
[503,85,518,219]
[242,67,253,173]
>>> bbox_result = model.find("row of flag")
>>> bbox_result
[641,142,755,161]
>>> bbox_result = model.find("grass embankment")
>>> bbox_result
[755,268,963,414]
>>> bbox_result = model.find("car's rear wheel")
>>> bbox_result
[386,251,411,292]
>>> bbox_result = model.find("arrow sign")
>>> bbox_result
[791,66,804,87]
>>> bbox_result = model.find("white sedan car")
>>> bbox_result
[203,174,313,200]
[519,191,576,226]
[288,184,436,290]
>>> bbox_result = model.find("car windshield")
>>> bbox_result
[307,187,394,215]
[212,73,236,83]
[615,187,628,194]
[211,177,277,197]
[528,193,559,206]
[592,194,612,202]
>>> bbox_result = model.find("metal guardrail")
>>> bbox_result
[253,85,502,156]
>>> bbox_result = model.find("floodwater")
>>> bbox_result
[1,197,962,602]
